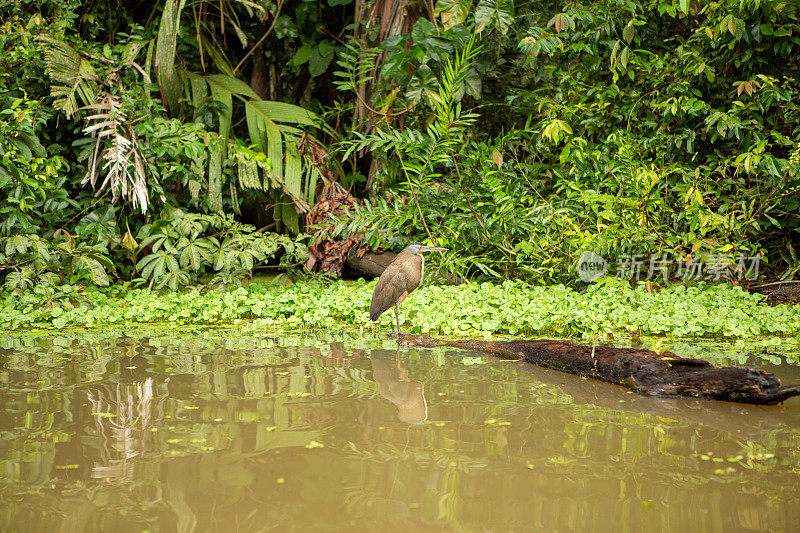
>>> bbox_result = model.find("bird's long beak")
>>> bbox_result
[420,245,448,252]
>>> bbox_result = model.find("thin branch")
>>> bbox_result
[0,260,32,272]
[233,0,285,76]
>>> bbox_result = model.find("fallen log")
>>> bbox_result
[746,280,800,305]
[404,336,800,405]
[511,357,800,439]
[346,249,397,278]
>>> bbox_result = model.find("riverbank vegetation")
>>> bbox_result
[2,279,799,353]
[1,0,799,293]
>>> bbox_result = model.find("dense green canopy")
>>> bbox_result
[1,0,798,290]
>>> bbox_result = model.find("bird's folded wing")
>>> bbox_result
[370,266,409,321]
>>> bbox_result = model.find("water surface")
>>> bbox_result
[1,330,799,532]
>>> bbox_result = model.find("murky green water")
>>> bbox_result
[1,330,800,532]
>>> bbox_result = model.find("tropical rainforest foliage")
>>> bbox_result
[1,0,799,291]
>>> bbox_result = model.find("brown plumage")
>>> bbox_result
[370,249,422,320]
[370,242,447,335]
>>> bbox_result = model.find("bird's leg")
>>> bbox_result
[394,303,401,336]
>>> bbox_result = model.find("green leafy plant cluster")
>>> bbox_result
[1,232,114,291]
[0,19,76,240]
[136,209,307,289]
[329,0,800,282]
[1,205,308,292]
[2,0,799,293]
[0,0,334,291]
[326,128,582,279]
[2,278,799,345]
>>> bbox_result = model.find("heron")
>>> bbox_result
[370,242,448,335]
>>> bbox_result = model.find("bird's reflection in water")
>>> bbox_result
[370,349,428,424]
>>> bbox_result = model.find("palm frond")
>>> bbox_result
[244,99,322,213]
[81,96,150,214]
[155,0,187,115]
[183,72,331,231]
[38,37,98,117]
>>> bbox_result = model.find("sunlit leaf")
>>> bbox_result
[475,0,514,35]
[547,13,575,34]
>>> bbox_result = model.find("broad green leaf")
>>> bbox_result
[62,255,77,276]
[610,39,621,70]
[281,199,300,234]
[305,167,321,205]
[155,0,187,114]
[166,254,179,273]
[122,232,138,252]
[406,64,438,105]
[720,15,740,38]
[4,269,34,292]
[180,241,203,270]
[264,120,284,185]
[620,47,629,69]
[208,149,223,213]
[293,45,312,65]
[167,271,179,290]
[318,40,335,58]
[33,239,52,267]
[284,144,304,206]
[412,19,437,42]
[435,0,471,30]
[138,254,163,280]
[623,21,635,43]
[475,0,492,33]
[490,149,503,169]
[246,101,318,126]
[463,68,482,99]
[79,257,109,286]
[309,47,333,77]
[240,250,254,271]
[213,250,225,271]
[7,235,29,255]
[475,0,514,35]
[204,73,260,100]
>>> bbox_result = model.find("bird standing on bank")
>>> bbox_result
[370,242,448,335]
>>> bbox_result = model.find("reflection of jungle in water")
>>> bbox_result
[1,331,800,532]
[87,379,155,482]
